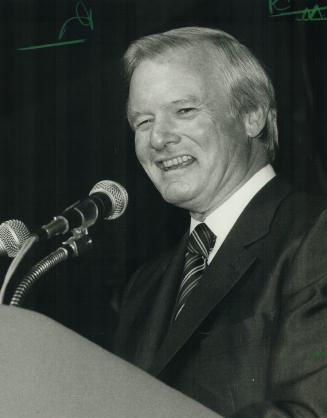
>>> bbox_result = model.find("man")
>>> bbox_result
[114,27,327,417]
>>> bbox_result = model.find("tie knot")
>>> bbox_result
[187,223,216,259]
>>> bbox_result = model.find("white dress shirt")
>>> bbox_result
[190,164,276,264]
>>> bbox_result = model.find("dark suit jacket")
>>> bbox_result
[114,177,327,417]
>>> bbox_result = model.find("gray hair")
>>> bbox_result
[124,26,278,161]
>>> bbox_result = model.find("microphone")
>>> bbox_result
[0,220,31,257]
[39,180,128,240]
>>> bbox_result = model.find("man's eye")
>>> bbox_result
[136,119,152,128]
[178,107,196,115]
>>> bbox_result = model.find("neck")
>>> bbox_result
[190,160,269,222]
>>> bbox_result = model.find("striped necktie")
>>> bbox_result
[172,223,216,321]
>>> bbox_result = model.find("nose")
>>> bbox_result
[150,117,180,151]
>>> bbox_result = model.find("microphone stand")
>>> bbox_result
[10,229,92,307]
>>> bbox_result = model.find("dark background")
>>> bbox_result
[0,0,326,350]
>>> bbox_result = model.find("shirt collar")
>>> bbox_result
[190,165,276,250]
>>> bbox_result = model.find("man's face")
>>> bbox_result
[128,50,252,218]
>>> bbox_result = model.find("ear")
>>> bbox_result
[243,107,266,139]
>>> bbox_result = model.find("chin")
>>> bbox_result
[160,186,196,208]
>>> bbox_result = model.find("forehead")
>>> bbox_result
[128,50,227,116]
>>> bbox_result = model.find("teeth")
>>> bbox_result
[162,155,193,169]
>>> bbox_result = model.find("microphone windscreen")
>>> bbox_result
[89,180,128,220]
[0,220,30,257]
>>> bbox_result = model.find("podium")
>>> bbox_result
[0,306,221,417]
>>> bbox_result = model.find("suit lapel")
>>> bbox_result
[149,236,257,376]
[149,177,291,376]
[132,232,188,370]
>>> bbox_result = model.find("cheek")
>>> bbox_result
[134,136,148,165]
[187,117,220,148]
[134,138,159,181]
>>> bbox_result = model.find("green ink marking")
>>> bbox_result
[313,351,327,357]
[58,1,94,41]
[17,39,86,51]
[17,1,93,52]
[269,2,327,21]
[268,0,291,15]
[296,4,327,21]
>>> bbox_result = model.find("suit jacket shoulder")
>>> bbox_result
[113,177,327,417]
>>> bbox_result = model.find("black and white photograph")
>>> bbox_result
[0,0,327,416]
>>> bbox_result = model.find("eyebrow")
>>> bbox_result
[126,100,141,125]
[127,110,142,123]
[171,96,201,106]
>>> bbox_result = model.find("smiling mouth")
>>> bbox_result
[159,155,195,171]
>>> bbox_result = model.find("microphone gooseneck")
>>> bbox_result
[0,220,30,257]
[10,247,69,306]
[10,233,93,307]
